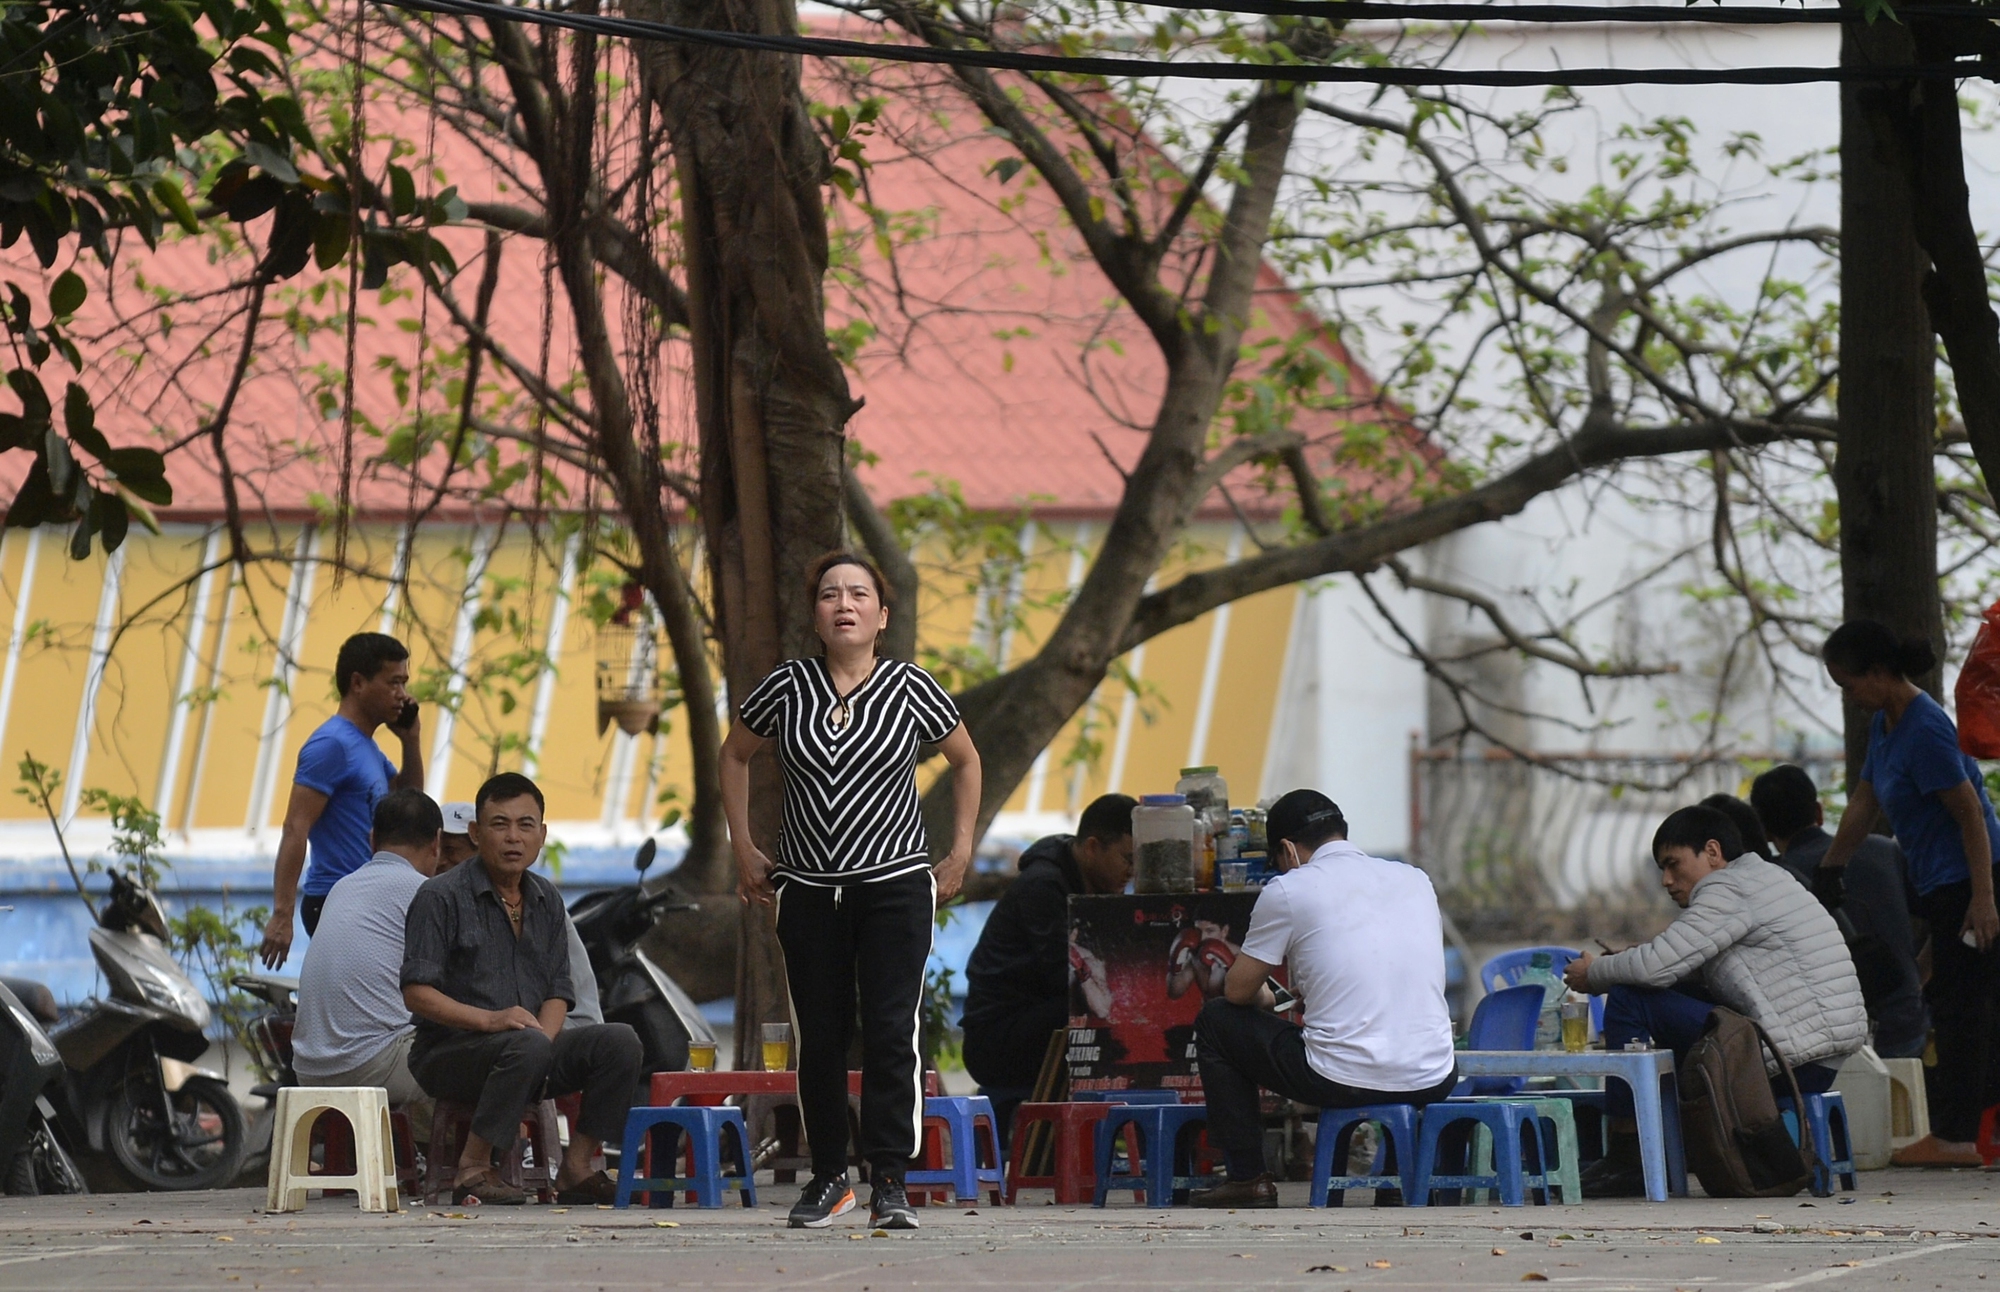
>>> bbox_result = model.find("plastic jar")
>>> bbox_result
[1176,766,1234,879]
[1132,794,1198,893]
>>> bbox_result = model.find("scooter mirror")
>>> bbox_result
[635,838,657,875]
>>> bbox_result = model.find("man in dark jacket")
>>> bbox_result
[961,794,1135,1140]
[1751,763,1929,1058]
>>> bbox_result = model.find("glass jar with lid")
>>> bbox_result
[1132,794,1197,893]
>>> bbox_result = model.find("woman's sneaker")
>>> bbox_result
[788,1173,856,1228]
[869,1177,919,1230]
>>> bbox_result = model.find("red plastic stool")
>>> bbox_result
[423,1098,563,1203]
[1977,1105,2000,1168]
[1005,1102,1114,1204]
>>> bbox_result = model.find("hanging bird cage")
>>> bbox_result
[596,584,663,738]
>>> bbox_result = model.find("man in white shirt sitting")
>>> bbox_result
[292,789,442,1118]
[1191,790,1460,1208]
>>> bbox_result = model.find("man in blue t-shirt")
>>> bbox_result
[258,632,426,969]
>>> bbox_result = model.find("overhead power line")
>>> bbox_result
[367,0,1999,87]
[1136,3,1998,24]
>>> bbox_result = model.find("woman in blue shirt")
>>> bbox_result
[1821,620,2000,1166]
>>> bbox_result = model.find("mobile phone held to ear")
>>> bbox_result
[390,700,420,733]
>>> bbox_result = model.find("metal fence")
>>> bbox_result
[1408,746,1844,925]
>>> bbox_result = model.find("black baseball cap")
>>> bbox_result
[1265,789,1348,849]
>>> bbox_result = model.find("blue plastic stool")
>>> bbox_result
[1073,1090,1182,1105]
[1091,1104,1214,1207]
[907,1096,1006,1205]
[1411,1101,1553,1207]
[1309,1105,1419,1207]
[1778,1092,1857,1196]
[614,1106,757,1209]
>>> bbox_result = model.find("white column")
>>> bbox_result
[377,528,412,634]
[426,524,496,800]
[1024,522,1090,816]
[0,529,42,758]
[522,530,580,780]
[246,528,320,835]
[156,529,223,830]
[1184,525,1245,769]
[180,568,241,835]
[62,542,129,824]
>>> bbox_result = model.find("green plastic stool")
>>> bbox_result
[1457,1096,1582,1205]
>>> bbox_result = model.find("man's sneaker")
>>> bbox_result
[788,1173,856,1229]
[868,1176,919,1230]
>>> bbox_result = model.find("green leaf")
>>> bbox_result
[388,164,416,219]
[4,458,54,528]
[97,490,129,553]
[7,369,50,424]
[243,139,299,186]
[63,383,110,459]
[313,210,352,271]
[990,157,1024,185]
[152,178,201,234]
[49,270,86,318]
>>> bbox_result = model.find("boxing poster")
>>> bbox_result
[1065,892,1272,1093]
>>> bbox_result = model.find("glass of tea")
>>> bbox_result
[761,1022,793,1072]
[687,1041,717,1072]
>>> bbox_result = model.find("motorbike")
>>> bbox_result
[42,868,246,1191]
[567,839,717,1074]
[0,963,88,1195]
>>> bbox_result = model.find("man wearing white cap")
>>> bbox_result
[439,802,479,873]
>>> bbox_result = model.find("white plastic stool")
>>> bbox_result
[266,1086,401,1213]
[1883,1058,1932,1151]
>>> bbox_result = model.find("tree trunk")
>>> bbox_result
[636,0,856,1066]
[1836,15,1944,788]
[1908,16,2000,501]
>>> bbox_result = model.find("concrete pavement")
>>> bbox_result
[3,1173,1996,1290]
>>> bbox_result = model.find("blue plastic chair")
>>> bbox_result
[1309,1105,1420,1207]
[1481,946,1603,1033]
[907,1095,1006,1205]
[1411,1101,1555,1207]
[1091,1104,1213,1207]
[614,1106,757,1209]
[1778,1092,1857,1196]
[1454,985,1546,1097]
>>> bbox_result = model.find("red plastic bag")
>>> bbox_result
[1957,600,2000,758]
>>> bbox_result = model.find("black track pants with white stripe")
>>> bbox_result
[775,869,935,1179]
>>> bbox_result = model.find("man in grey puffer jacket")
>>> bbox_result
[1562,803,1867,1196]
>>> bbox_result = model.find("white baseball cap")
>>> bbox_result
[442,802,476,836]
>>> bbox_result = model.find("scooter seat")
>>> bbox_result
[1,975,59,1025]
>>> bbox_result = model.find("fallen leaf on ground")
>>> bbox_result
[848,1234,867,1242]
[1368,1260,1392,1269]
[1491,1248,1507,1256]
[1230,1253,1256,1259]
[1695,1236,1722,1244]
[651,1221,679,1228]
[1521,1274,1549,1282]
[1305,1265,1349,1273]
[215,1236,234,1242]
[1834,1261,1863,1268]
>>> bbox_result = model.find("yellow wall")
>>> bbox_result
[0,517,1297,833]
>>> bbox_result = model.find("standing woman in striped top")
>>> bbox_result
[720,551,983,1231]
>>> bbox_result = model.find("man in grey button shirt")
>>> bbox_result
[401,772,640,1206]
[293,788,442,1116]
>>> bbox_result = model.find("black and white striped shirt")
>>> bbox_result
[738,657,963,886]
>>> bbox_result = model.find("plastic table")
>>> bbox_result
[1454,1049,1687,1202]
